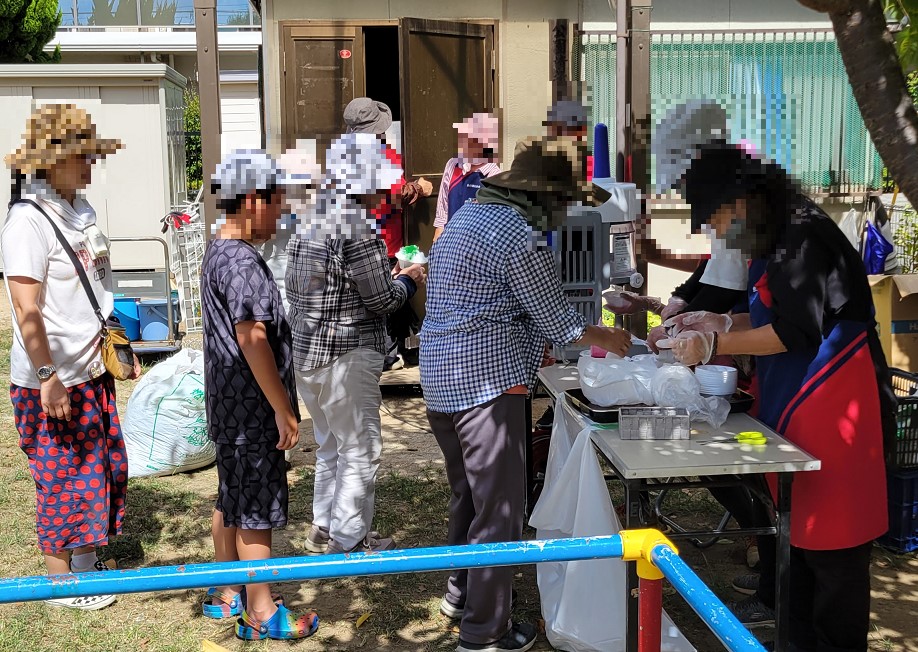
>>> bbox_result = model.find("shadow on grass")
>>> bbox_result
[96,463,545,650]
[275,467,548,650]
[103,476,214,568]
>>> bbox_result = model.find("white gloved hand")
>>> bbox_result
[657,330,716,366]
[664,310,733,336]
[660,296,689,321]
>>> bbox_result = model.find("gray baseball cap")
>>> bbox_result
[343,97,393,135]
[210,149,292,205]
[652,99,729,193]
[545,99,588,128]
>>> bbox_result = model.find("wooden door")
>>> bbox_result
[398,18,496,317]
[281,24,365,152]
[398,18,495,180]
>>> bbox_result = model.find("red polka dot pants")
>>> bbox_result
[12,375,127,554]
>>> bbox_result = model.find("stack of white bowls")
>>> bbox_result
[694,365,738,396]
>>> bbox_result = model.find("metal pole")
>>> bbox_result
[0,537,625,604]
[650,544,766,652]
[615,0,630,183]
[193,0,221,240]
[628,1,651,337]
[638,577,663,652]
[775,473,793,652]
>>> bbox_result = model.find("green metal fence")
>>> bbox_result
[579,29,882,194]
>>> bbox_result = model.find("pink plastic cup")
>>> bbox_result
[590,345,608,358]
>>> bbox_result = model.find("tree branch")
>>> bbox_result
[821,0,918,208]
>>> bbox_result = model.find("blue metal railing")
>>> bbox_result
[651,543,764,651]
[0,534,765,652]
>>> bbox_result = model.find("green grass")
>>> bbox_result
[0,301,914,650]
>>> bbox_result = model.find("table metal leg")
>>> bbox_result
[524,394,534,516]
[775,473,793,652]
[624,480,645,652]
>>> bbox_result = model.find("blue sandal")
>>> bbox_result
[202,587,285,619]
[202,588,243,619]
[235,604,319,640]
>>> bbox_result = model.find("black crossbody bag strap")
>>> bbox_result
[14,199,107,330]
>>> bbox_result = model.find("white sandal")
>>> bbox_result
[44,594,116,610]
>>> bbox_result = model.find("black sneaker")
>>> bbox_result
[731,573,760,596]
[457,622,537,652]
[728,595,775,628]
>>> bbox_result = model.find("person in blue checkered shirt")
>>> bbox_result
[420,136,632,652]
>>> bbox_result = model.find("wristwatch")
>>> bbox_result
[37,364,56,382]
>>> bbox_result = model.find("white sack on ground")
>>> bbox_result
[122,349,214,478]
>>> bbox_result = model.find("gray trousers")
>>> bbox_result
[427,393,527,644]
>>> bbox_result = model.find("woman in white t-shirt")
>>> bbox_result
[2,104,139,610]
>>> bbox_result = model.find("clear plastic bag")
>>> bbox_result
[650,365,730,427]
[577,354,657,407]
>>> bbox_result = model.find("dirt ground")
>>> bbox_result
[0,286,916,651]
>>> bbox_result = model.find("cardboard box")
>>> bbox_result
[869,274,918,372]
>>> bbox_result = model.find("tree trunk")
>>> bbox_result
[819,0,918,206]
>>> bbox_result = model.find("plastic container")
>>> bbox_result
[112,297,141,341]
[619,406,690,440]
[138,297,181,341]
[695,365,739,396]
[887,368,918,470]
[878,468,918,553]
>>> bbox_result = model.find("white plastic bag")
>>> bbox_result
[530,407,627,652]
[651,365,730,428]
[529,401,696,652]
[838,208,862,252]
[577,354,656,407]
[122,349,215,478]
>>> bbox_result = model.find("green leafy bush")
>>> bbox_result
[184,87,202,192]
[894,208,918,273]
[0,0,62,63]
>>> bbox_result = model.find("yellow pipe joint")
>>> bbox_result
[619,529,678,581]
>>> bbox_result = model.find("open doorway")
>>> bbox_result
[363,26,401,121]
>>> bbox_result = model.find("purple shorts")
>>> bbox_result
[12,376,127,554]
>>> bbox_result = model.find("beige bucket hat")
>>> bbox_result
[5,103,123,175]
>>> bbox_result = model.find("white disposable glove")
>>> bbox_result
[664,310,733,336]
[657,330,715,366]
[660,296,689,321]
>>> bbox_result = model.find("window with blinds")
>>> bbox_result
[578,30,882,195]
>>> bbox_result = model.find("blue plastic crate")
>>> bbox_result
[878,468,918,553]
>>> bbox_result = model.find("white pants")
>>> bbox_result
[296,347,385,550]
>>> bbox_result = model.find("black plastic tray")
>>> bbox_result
[564,388,622,423]
[563,387,755,423]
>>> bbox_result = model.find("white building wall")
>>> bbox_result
[220,82,262,153]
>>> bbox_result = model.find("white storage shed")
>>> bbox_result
[0,63,187,271]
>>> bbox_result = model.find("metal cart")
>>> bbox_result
[110,236,182,355]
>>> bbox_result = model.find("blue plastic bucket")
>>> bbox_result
[113,297,141,341]
[138,298,181,341]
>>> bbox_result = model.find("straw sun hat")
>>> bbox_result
[4,104,123,175]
